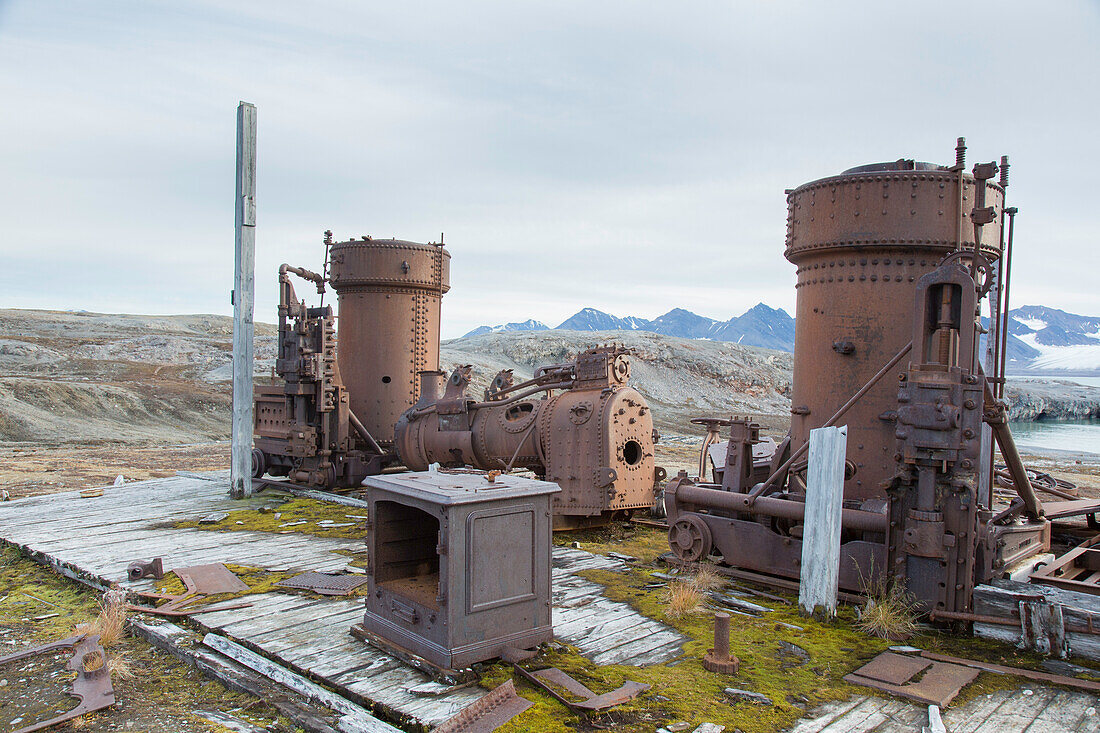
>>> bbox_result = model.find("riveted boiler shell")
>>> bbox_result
[541,386,655,517]
[469,400,544,472]
[329,239,451,443]
[785,166,1003,499]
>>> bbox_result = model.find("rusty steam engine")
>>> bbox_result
[251,233,663,528]
[666,140,1053,616]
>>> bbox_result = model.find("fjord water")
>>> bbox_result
[1008,419,1100,457]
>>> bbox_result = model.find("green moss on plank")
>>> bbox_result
[171,492,369,540]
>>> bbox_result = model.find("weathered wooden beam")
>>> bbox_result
[231,101,257,499]
[203,632,401,732]
[799,425,848,618]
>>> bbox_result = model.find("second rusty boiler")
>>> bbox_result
[328,235,450,444]
[785,157,1003,499]
[395,346,665,529]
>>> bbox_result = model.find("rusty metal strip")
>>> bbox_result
[518,665,649,713]
[0,634,115,733]
[276,571,368,596]
[531,667,595,698]
[573,681,649,711]
[432,679,533,733]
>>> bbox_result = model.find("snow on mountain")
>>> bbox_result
[555,308,649,332]
[711,303,796,352]
[462,319,549,338]
[471,304,797,351]
[999,306,1100,374]
[464,303,1099,371]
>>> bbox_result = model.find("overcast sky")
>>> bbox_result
[1,1,1097,338]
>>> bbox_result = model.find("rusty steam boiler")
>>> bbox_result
[396,346,666,529]
[252,233,449,487]
[666,139,1052,615]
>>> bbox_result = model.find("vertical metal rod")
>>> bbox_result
[954,137,966,251]
[998,208,1018,399]
[231,101,257,499]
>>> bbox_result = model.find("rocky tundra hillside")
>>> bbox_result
[0,309,1096,447]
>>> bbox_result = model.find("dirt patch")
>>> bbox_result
[0,442,230,499]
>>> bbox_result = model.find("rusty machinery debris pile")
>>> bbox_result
[665,139,1091,617]
[396,345,664,528]
[251,233,663,528]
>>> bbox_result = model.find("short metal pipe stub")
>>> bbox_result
[702,613,740,674]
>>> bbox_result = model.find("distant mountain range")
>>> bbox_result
[464,304,1100,373]
[464,303,796,351]
[994,305,1100,374]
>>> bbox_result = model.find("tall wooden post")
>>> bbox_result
[798,425,848,618]
[230,102,257,499]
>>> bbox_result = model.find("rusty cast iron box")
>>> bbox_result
[359,470,560,671]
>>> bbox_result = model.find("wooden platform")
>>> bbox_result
[793,687,1100,733]
[0,473,686,727]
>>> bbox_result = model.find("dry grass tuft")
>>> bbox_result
[689,563,724,593]
[857,572,918,640]
[664,581,704,619]
[79,593,128,647]
[107,651,137,680]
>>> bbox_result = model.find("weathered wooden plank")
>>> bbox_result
[971,687,1057,733]
[553,600,640,637]
[203,596,332,631]
[942,691,1013,733]
[242,610,363,651]
[202,632,399,732]
[799,425,847,618]
[816,696,893,732]
[591,630,685,666]
[288,638,386,676]
[787,696,868,733]
[231,100,257,499]
[1021,690,1095,731]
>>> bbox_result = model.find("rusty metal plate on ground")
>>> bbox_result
[432,679,533,733]
[849,652,931,685]
[276,571,368,595]
[174,563,248,595]
[0,633,116,733]
[845,659,979,707]
[528,667,650,712]
[532,667,595,698]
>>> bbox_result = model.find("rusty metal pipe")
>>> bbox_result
[348,409,383,455]
[675,482,887,533]
[929,608,1100,637]
[467,382,573,410]
[998,208,1020,396]
[408,381,572,417]
[990,419,1043,519]
[748,341,913,503]
[279,263,326,286]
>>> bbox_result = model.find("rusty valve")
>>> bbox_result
[127,558,164,581]
[702,612,739,674]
